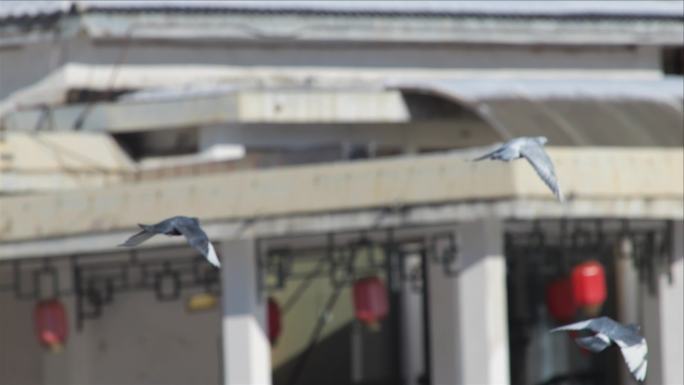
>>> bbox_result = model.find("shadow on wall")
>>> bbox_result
[273,320,397,385]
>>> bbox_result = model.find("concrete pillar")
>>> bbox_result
[615,235,640,385]
[401,255,425,385]
[642,221,683,385]
[428,219,510,385]
[221,239,271,385]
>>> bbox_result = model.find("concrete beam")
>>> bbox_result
[1,198,682,261]
[3,89,409,133]
[198,120,498,150]
[0,148,681,246]
[1,63,665,120]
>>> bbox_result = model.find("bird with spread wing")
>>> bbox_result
[119,216,220,268]
[551,316,648,382]
[474,136,564,202]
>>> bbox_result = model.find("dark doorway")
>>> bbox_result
[266,232,434,385]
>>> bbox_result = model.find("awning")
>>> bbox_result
[390,77,684,147]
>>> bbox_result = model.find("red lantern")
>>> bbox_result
[352,276,389,327]
[571,260,607,317]
[34,299,68,352]
[545,278,575,323]
[267,297,282,345]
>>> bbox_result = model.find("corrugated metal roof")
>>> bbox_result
[391,77,684,147]
[0,1,70,19]
[392,78,684,104]
[1,1,682,20]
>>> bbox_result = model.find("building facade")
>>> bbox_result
[1,2,683,385]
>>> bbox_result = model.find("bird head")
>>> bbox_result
[535,136,549,145]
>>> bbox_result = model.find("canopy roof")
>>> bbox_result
[393,77,684,147]
[3,1,682,20]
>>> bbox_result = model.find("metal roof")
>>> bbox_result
[392,77,684,147]
[1,1,682,20]
[3,68,682,148]
[2,1,681,47]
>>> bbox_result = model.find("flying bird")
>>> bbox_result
[473,136,564,202]
[551,316,648,382]
[119,216,220,268]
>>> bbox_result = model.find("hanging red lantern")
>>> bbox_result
[267,297,282,345]
[571,260,607,317]
[34,299,68,352]
[352,276,389,328]
[545,277,576,323]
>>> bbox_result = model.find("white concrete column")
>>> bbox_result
[615,235,640,385]
[401,255,425,385]
[429,219,510,385]
[641,221,683,385]
[221,239,271,385]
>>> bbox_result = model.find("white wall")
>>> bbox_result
[0,270,43,385]
[0,254,222,385]
[80,293,221,385]
[641,220,684,385]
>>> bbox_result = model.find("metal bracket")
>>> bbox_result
[430,232,461,277]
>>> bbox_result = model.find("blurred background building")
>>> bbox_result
[0,2,682,385]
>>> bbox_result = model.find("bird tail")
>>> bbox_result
[205,242,221,268]
[472,149,500,162]
[138,223,155,232]
[118,226,156,247]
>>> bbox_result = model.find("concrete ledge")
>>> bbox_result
[1,197,682,260]
[4,89,409,133]
[0,147,681,246]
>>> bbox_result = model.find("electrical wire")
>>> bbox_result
[72,25,135,130]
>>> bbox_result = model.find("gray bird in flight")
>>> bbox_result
[551,316,648,382]
[119,216,220,268]
[474,136,564,202]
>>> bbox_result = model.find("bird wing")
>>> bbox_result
[520,142,564,202]
[175,219,221,268]
[118,226,157,247]
[553,317,648,382]
[616,339,648,382]
[549,319,594,333]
